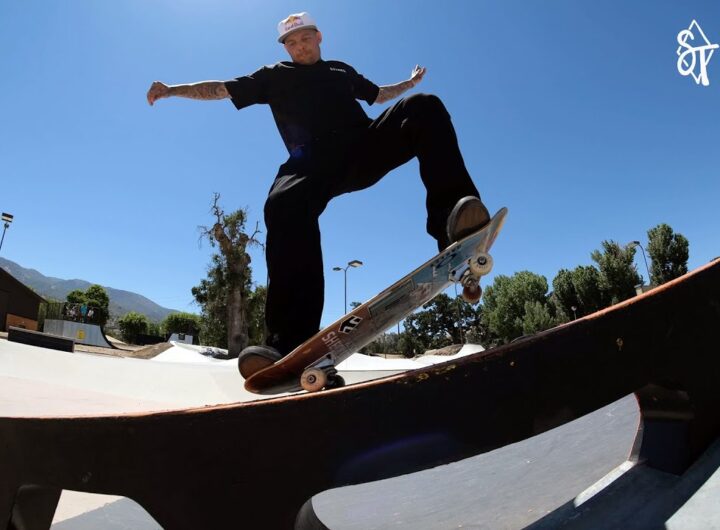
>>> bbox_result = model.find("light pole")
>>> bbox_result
[333,259,363,314]
[627,240,651,285]
[0,213,13,253]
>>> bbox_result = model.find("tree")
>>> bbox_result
[162,312,202,338]
[65,284,110,325]
[481,271,554,345]
[522,300,556,335]
[550,269,577,322]
[573,265,607,314]
[397,332,424,358]
[246,285,267,348]
[403,293,481,351]
[361,332,401,355]
[194,193,261,356]
[118,311,149,344]
[85,285,110,309]
[591,241,641,305]
[66,289,85,305]
[84,284,110,325]
[551,265,607,321]
[647,224,689,285]
[192,254,230,348]
[146,321,162,337]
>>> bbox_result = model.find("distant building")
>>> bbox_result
[0,268,46,332]
[168,333,194,345]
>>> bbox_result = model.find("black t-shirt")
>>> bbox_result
[225,60,379,156]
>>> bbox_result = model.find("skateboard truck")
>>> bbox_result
[301,354,346,392]
[452,251,494,303]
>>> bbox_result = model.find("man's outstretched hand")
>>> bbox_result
[411,65,427,86]
[375,65,428,104]
[147,81,170,106]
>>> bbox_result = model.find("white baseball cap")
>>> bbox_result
[277,12,318,43]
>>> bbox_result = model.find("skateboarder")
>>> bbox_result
[147,12,491,377]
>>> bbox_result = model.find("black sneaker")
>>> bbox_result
[446,196,490,245]
[237,345,283,379]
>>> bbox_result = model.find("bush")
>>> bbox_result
[162,312,201,337]
[118,311,149,344]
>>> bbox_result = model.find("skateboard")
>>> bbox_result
[244,207,508,395]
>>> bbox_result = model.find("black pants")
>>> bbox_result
[263,93,481,355]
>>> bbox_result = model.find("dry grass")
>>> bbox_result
[73,342,173,359]
[1,331,174,360]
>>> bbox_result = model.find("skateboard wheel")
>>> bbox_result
[469,253,493,277]
[462,284,482,304]
[326,375,346,389]
[301,368,327,393]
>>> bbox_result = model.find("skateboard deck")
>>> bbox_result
[244,207,508,395]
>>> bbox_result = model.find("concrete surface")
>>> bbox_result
[1,338,717,529]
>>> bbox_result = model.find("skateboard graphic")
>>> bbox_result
[244,207,508,395]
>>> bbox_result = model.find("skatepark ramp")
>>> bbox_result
[43,319,115,349]
[1,259,719,528]
[41,302,116,348]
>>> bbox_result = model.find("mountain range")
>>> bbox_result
[0,257,180,322]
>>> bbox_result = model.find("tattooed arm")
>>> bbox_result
[146,81,229,106]
[375,65,426,104]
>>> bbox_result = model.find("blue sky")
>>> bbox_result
[1,1,718,329]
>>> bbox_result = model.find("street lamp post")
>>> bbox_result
[333,260,363,314]
[627,240,651,285]
[0,213,14,253]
